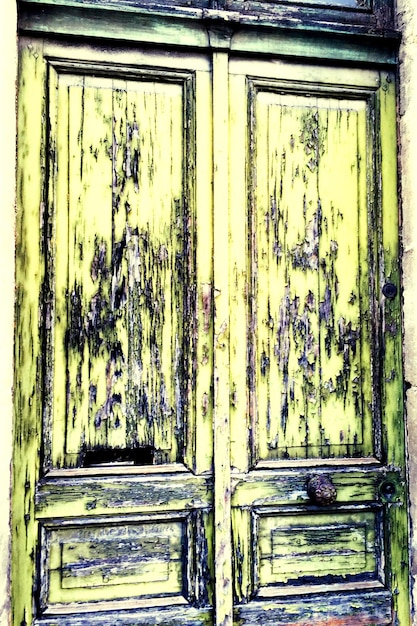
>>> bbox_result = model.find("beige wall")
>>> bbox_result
[397,0,417,620]
[1,0,416,624]
[0,0,16,624]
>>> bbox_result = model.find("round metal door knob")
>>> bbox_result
[307,475,337,506]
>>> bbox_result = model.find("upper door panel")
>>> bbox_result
[229,59,386,472]
[42,50,213,474]
[48,62,195,470]
[248,83,374,463]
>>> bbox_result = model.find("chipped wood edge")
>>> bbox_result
[397,0,417,622]
[212,47,233,626]
[0,1,17,625]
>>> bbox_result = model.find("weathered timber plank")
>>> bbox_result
[248,86,373,462]
[231,468,385,507]
[256,508,380,587]
[34,606,213,625]
[378,72,411,626]
[212,47,233,626]
[40,517,187,608]
[235,589,392,625]
[18,2,399,65]
[48,67,196,469]
[13,36,47,626]
[36,473,213,517]
[18,0,398,38]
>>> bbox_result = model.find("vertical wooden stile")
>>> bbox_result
[212,45,233,626]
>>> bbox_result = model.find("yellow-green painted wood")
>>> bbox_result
[212,46,234,626]
[378,72,410,626]
[45,520,185,604]
[228,56,409,624]
[251,90,372,461]
[15,39,215,625]
[257,509,378,587]
[14,31,409,626]
[50,67,194,468]
[14,36,47,626]
[18,0,400,59]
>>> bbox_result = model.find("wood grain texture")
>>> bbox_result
[248,86,373,462]
[212,47,233,626]
[14,36,47,626]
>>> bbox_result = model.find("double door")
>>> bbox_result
[14,36,409,625]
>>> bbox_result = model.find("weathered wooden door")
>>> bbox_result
[15,32,409,626]
[15,40,215,625]
[227,56,409,625]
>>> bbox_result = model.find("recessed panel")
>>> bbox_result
[256,509,380,591]
[41,518,187,609]
[248,84,375,461]
[47,65,196,468]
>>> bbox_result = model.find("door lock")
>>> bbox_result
[380,480,396,499]
[379,475,402,503]
[382,282,398,299]
[307,475,337,506]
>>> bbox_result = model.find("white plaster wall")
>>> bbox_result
[397,0,417,622]
[0,0,16,624]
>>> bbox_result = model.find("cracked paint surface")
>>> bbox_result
[249,89,373,461]
[48,71,196,468]
[15,38,408,626]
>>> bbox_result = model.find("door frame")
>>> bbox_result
[4,0,417,623]
[0,0,17,623]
